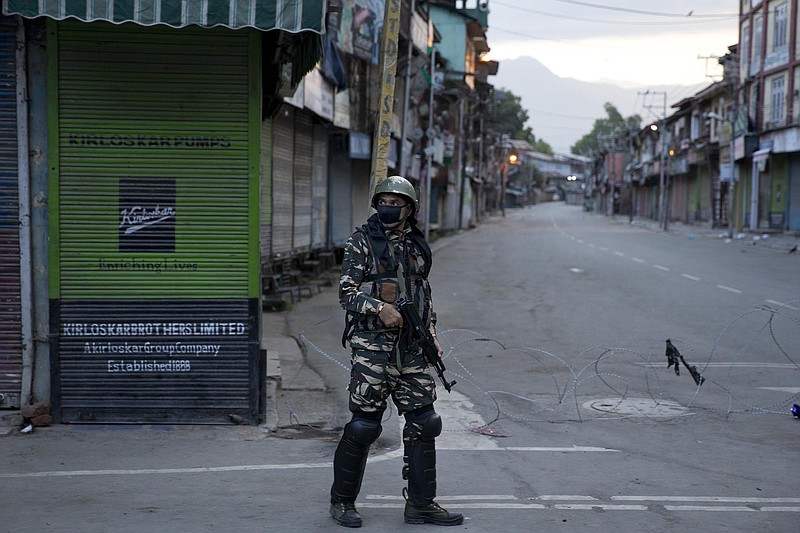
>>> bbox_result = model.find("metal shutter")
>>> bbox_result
[271,105,294,257]
[352,159,372,228]
[293,111,313,251]
[52,22,258,423]
[259,118,273,258]
[329,134,353,245]
[311,124,328,248]
[0,15,21,408]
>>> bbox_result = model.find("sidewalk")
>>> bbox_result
[602,212,799,252]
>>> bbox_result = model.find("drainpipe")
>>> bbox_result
[16,21,34,407]
[456,96,465,230]
[424,47,435,240]
[399,0,415,177]
[477,111,483,222]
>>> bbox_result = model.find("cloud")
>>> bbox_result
[486,0,738,86]
[489,28,737,86]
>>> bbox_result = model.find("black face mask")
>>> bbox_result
[377,205,405,225]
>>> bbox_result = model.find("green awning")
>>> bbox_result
[2,0,325,33]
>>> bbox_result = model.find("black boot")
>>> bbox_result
[329,501,362,528]
[404,499,464,526]
[403,440,463,526]
[330,416,382,527]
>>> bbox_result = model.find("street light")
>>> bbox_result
[705,111,735,239]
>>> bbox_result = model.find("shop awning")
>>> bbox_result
[2,0,325,32]
[752,147,771,162]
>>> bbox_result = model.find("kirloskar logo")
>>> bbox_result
[119,178,176,252]
[120,205,176,235]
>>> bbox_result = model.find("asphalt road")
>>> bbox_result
[2,203,798,533]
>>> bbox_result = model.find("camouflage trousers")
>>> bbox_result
[347,345,437,416]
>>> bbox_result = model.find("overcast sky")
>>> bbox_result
[484,0,739,87]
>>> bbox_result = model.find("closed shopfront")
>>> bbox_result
[352,159,372,228]
[669,175,687,223]
[293,111,313,250]
[329,133,353,246]
[271,105,294,257]
[260,119,273,258]
[49,23,261,423]
[789,154,800,231]
[311,124,328,248]
[0,15,21,408]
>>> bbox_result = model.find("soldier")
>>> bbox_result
[329,176,463,528]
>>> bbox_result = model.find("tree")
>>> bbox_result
[571,103,641,156]
[493,88,535,145]
[532,138,553,155]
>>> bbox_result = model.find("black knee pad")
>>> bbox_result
[344,415,382,447]
[404,405,442,441]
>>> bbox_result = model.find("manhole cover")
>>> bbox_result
[582,397,691,418]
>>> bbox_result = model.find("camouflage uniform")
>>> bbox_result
[329,177,462,528]
[339,224,437,415]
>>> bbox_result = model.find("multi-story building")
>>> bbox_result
[739,0,800,232]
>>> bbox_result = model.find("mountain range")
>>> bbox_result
[492,56,708,154]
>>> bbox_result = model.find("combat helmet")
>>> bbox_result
[371,175,419,214]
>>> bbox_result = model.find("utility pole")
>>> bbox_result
[705,111,736,239]
[370,0,402,195]
[640,90,668,230]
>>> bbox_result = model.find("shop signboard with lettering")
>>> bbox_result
[50,23,261,423]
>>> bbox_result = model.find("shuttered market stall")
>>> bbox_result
[259,118,273,259]
[271,105,294,257]
[293,111,313,251]
[329,134,353,246]
[49,22,261,423]
[0,15,22,408]
[311,124,328,248]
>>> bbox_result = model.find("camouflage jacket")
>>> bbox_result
[339,220,435,351]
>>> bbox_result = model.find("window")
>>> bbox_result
[741,25,750,76]
[690,111,701,140]
[771,75,786,124]
[752,12,763,72]
[773,2,788,49]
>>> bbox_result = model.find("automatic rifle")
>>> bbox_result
[395,297,457,393]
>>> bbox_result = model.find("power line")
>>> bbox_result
[544,0,737,19]
[490,3,733,26]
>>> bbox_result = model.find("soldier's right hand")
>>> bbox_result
[379,303,403,328]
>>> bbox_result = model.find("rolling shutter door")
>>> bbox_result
[293,111,313,251]
[259,118,273,259]
[311,124,328,248]
[0,16,21,408]
[271,105,294,256]
[52,22,259,423]
[352,159,372,228]
[329,134,353,245]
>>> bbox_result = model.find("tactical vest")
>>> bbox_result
[342,215,433,344]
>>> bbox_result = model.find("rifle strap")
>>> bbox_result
[392,238,420,367]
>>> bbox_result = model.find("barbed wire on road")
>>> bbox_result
[289,297,800,433]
